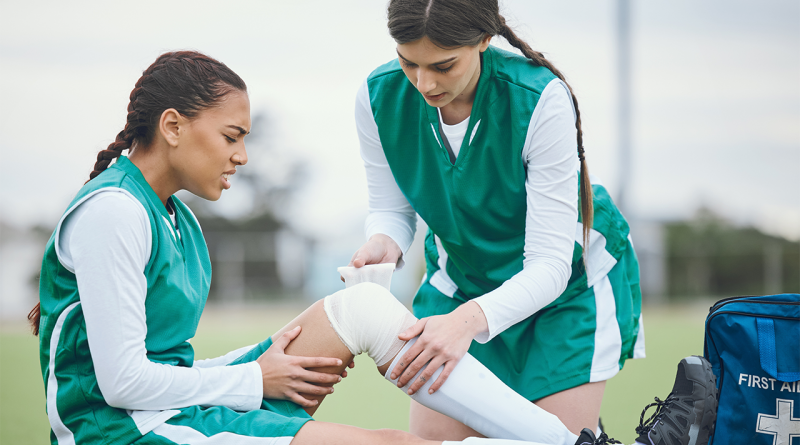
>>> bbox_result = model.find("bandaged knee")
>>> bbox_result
[323,282,417,367]
[385,339,577,445]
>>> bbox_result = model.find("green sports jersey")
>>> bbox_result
[366,46,642,399]
[38,156,211,444]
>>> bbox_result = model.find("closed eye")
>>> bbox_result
[224,135,237,143]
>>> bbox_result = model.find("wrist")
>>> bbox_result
[456,301,489,337]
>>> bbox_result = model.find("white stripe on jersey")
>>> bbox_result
[150,422,294,444]
[47,302,80,445]
[589,276,623,382]
[429,235,458,298]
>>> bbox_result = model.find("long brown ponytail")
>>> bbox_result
[28,51,247,336]
[387,0,594,250]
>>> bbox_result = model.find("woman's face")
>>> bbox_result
[396,36,491,108]
[171,90,251,201]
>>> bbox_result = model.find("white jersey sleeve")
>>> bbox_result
[59,191,263,411]
[472,79,579,343]
[356,78,418,268]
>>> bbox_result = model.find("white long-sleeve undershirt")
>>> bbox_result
[57,190,263,412]
[355,77,579,343]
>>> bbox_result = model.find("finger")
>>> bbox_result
[428,361,456,394]
[295,356,343,369]
[297,383,336,396]
[353,256,366,268]
[398,350,434,388]
[273,326,301,351]
[302,370,343,385]
[406,355,443,395]
[398,319,427,341]
[348,360,355,369]
[390,340,425,380]
[289,393,319,408]
[340,369,348,378]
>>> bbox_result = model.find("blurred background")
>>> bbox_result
[1,0,798,443]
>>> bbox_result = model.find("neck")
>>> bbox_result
[440,54,483,125]
[128,143,179,207]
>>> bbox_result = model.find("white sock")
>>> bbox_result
[386,339,578,445]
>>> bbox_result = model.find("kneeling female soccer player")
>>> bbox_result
[29,51,714,445]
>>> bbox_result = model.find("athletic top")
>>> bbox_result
[38,156,261,444]
[357,46,596,342]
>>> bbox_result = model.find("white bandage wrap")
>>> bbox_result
[337,263,395,290]
[323,282,417,367]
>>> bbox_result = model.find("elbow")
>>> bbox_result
[97,367,148,409]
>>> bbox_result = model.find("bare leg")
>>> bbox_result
[409,382,605,439]
[533,382,605,435]
[292,422,438,445]
[270,300,353,416]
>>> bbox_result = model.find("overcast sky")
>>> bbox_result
[1,0,798,241]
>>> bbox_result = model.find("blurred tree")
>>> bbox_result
[665,207,800,299]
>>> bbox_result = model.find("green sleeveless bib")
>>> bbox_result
[37,156,211,444]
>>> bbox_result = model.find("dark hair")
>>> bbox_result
[387,0,594,251]
[27,51,247,336]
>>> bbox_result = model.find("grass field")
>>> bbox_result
[0,302,712,444]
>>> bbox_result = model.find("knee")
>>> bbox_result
[322,282,417,365]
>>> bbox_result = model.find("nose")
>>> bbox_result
[233,144,248,166]
[416,68,437,95]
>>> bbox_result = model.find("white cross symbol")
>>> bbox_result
[757,398,800,445]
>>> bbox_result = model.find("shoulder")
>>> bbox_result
[486,46,557,96]
[367,58,403,83]
[66,189,150,236]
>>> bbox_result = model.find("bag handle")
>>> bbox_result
[757,317,800,382]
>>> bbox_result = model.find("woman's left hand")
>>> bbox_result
[390,301,488,395]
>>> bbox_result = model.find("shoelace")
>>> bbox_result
[595,432,621,444]
[635,394,679,435]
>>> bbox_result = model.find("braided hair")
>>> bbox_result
[88,51,247,180]
[28,51,246,336]
[387,0,594,250]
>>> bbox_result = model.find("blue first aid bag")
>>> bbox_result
[704,294,800,444]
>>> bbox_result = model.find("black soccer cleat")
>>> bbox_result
[575,428,621,445]
[635,355,718,445]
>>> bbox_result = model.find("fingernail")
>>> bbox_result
[338,376,342,382]
[330,387,335,393]
[429,389,433,394]
[407,389,414,395]
[336,359,342,366]
[390,374,396,379]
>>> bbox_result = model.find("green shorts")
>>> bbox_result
[413,239,645,401]
[135,338,313,444]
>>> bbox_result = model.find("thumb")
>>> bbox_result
[398,319,426,341]
[274,326,301,351]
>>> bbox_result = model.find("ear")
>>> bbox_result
[479,35,492,52]
[158,108,183,147]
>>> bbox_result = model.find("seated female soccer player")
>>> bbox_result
[30,51,715,445]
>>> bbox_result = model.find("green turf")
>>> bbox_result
[1,303,710,444]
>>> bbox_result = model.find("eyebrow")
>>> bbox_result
[396,49,457,66]
[227,125,250,135]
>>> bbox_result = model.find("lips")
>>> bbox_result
[221,171,234,190]
[425,92,446,101]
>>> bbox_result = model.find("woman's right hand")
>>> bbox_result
[256,326,344,408]
[349,233,402,268]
